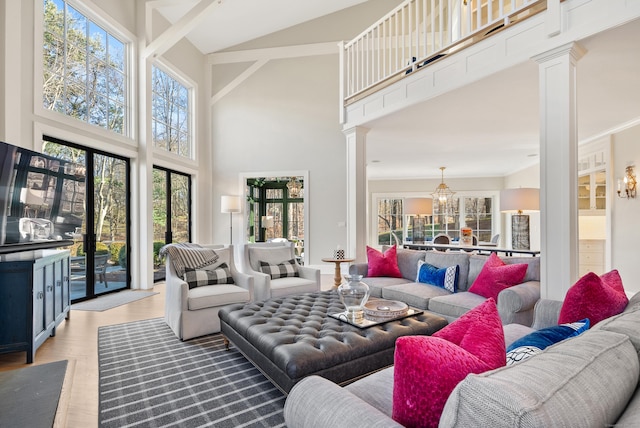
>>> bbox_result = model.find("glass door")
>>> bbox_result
[43,136,130,302]
[152,166,191,281]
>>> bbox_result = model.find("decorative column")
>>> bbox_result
[533,42,586,301]
[343,126,368,262]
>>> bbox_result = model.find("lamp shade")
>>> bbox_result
[221,195,242,213]
[500,188,540,213]
[404,198,433,215]
[261,215,274,228]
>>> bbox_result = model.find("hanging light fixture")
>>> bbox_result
[432,167,455,206]
[286,177,302,198]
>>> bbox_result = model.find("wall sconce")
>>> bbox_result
[617,166,637,199]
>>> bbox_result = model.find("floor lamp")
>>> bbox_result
[221,195,242,245]
[500,188,540,250]
[404,198,433,244]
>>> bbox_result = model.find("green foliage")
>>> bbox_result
[118,245,127,269]
[109,242,125,266]
[75,241,109,257]
[153,241,165,266]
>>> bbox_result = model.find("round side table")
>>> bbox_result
[321,257,356,288]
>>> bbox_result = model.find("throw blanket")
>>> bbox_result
[160,243,219,278]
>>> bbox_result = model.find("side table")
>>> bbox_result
[321,257,356,288]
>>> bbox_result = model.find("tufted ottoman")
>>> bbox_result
[218,290,448,393]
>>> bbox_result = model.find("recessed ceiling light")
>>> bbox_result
[371,160,381,163]
[527,154,538,158]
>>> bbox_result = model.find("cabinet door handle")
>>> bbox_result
[38,291,44,299]
[56,280,61,287]
[47,285,53,292]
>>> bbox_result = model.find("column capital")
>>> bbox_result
[532,41,587,65]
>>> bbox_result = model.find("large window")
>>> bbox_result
[43,0,127,134]
[374,194,495,246]
[152,65,192,158]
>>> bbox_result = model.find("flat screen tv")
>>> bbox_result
[0,140,86,254]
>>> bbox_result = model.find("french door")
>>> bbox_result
[152,166,191,281]
[42,136,130,302]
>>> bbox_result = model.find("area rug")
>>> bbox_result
[98,318,285,427]
[0,360,67,427]
[72,290,159,311]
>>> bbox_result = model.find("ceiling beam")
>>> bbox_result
[210,59,268,105]
[207,41,340,65]
[143,0,220,59]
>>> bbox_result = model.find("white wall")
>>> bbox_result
[611,124,640,294]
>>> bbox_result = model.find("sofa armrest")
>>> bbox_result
[232,271,255,300]
[284,376,402,428]
[497,281,540,325]
[298,265,321,291]
[531,298,563,330]
[349,263,368,277]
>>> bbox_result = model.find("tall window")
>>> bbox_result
[43,0,127,134]
[376,198,404,245]
[151,65,192,158]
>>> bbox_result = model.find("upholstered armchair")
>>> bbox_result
[242,242,320,301]
[164,244,254,340]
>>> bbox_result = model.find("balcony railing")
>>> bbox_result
[342,0,547,104]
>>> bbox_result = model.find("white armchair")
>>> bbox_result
[164,244,253,340]
[242,242,320,301]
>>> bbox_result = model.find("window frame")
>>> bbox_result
[38,0,134,141]
[370,191,500,249]
[151,60,196,161]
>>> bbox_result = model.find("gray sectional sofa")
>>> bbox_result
[284,292,640,427]
[349,248,541,325]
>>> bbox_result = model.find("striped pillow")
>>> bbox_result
[183,263,234,289]
[259,259,299,279]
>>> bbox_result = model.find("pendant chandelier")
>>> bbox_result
[286,177,302,198]
[432,167,455,205]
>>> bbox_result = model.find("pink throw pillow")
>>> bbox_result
[468,253,528,301]
[558,270,628,326]
[366,245,402,278]
[392,299,505,428]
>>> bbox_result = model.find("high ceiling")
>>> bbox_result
[155,1,640,181]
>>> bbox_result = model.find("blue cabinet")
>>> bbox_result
[0,250,70,363]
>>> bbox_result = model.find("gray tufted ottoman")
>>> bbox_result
[218,290,447,394]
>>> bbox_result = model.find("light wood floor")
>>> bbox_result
[0,274,335,427]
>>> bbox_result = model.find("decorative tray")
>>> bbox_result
[363,299,408,318]
[328,299,423,329]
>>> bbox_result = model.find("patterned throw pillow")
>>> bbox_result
[506,319,590,365]
[259,259,299,279]
[416,260,459,293]
[183,263,234,289]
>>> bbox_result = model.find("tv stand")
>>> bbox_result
[0,249,71,363]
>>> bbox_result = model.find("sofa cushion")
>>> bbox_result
[558,270,629,325]
[505,319,589,365]
[468,253,528,301]
[428,291,488,321]
[187,284,250,310]
[416,260,459,292]
[423,251,471,291]
[394,248,426,281]
[440,330,639,428]
[382,282,451,310]
[367,246,402,278]
[345,366,395,418]
[260,258,299,279]
[593,302,640,353]
[360,277,414,298]
[183,263,234,289]
[392,299,505,428]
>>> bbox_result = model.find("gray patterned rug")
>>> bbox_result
[98,318,285,427]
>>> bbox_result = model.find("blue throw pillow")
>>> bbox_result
[416,260,459,293]
[506,318,590,365]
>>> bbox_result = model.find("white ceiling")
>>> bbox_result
[155,2,640,181]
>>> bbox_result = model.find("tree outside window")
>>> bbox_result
[151,65,192,158]
[43,0,127,135]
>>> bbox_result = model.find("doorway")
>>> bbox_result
[152,166,192,281]
[42,136,130,302]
